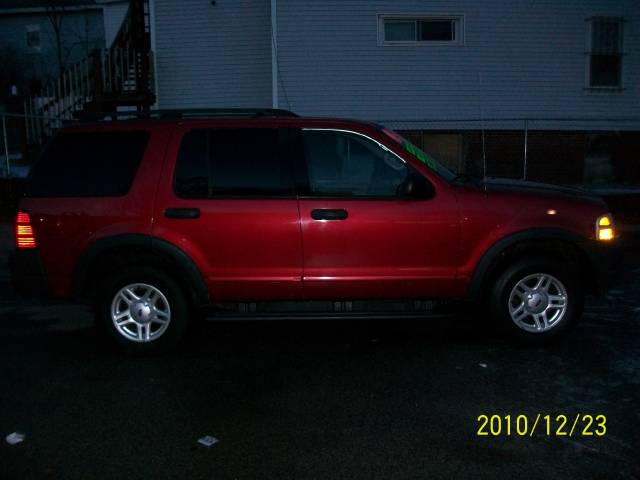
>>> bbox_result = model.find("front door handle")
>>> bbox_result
[164,208,200,219]
[311,209,348,221]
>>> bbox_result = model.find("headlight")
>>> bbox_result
[596,214,615,241]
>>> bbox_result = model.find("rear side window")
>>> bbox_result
[25,131,149,197]
[174,128,294,198]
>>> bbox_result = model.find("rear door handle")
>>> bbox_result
[164,208,200,219]
[310,209,348,221]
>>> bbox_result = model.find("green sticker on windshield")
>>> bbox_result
[403,141,438,171]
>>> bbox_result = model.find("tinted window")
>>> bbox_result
[590,55,621,87]
[302,130,408,197]
[419,20,454,41]
[174,130,209,198]
[26,131,149,197]
[589,19,623,87]
[174,128,294,198]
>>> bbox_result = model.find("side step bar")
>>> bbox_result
[204,312,457,322]
[203,299,459,321]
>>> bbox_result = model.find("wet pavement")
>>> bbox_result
[0,223,638,479]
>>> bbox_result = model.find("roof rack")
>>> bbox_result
[72,108,298,122]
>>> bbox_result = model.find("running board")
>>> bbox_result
[203,299,459,321]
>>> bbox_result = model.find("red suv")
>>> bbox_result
[10,109,617,352]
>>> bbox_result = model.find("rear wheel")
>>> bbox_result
[491,257,583,342]
[96,267,189,353]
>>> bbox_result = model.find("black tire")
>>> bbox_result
[96,266,189,353]
[490,256,583,343]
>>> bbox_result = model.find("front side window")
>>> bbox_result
[587,18,623,88]
[380,16,463,45]
[302,130,409,197]
[174,128,294,198]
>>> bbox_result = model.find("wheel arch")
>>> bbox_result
[466,228,597,301]
[72,234,210,307]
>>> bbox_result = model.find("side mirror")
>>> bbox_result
[398,172,435,199]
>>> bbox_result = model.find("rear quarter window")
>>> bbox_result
[25,131,150,197]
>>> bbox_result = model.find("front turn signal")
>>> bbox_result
[596,214,615,241]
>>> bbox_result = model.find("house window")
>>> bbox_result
[587,18,623,88]
[380,16,463,45]
[26,24,41,51]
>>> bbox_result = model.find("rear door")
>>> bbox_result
[297,127,460,300]
[153,125,302,300]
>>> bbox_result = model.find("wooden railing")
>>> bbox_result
[23,48,154,144]
[23,55,92,144]
[109,0,153,98]
[23,1,153,145]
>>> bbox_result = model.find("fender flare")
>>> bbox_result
[466,228,592,300]
[72,234,210,306]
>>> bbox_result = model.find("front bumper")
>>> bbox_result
[8,249,48,297]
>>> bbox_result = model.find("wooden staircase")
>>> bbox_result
[23,0,154,146]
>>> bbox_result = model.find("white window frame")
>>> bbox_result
[26,24,41,52]
[584,17,624,91]
[378,15,464,46]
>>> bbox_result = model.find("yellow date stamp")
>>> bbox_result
[476,414,606,437]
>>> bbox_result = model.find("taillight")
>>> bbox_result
[15,211,37,249]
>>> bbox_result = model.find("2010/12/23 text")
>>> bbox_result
[476,414,606,437]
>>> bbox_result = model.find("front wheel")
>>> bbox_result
[96,267,189,353]
[491,258,583,342]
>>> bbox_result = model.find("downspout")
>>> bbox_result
[149,0,160,108]
[270,0,278,108]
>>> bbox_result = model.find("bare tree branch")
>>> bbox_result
[44,0,67,78]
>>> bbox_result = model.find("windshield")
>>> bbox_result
[381,128,456,182]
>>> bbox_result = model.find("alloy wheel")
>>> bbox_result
[110,283,171,342]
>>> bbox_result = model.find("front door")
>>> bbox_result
[297,128,460,300]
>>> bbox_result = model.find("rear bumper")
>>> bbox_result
[582,240,621,295]
[8,249,48,297]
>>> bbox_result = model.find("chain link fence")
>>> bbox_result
[1,112,639,226]
[1,112,639,188]
[382,118,640,190]
[1,112,63,178]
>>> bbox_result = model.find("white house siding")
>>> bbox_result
[153,0,272,109]
[274,0,639,130]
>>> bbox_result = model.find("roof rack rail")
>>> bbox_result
[72,108,297,122]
